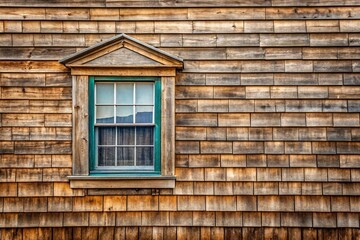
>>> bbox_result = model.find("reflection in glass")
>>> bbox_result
[136,84,153,104]
[96,106,114,123]
[135,106,153,123]
[96,84,114,104]
[136,127,154,145]
[98,147,115,166]
[116,106,133,123]
[97,127,116,145]
[117,127,135,145]
[136,147,154,166]
[116,83,133,104]
[117,147,134,166]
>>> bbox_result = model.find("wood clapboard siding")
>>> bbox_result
[1,20,360,34]
[1,33,360,49]
[1,7,360,21]
[4,47,360,61]
[0,1,360,238]
[2,0,360,7]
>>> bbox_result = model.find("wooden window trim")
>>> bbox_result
[60,34,182,189]
[68,175,175,189]
[69,73,176,189]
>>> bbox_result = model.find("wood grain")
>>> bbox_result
[72,76,89,175]
[1,0,360,234]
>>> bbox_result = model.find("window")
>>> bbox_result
[60,34,182,188]
[90,77,161,175]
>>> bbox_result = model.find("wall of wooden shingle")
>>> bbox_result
[0,0,360,239]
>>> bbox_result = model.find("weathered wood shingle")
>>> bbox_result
[0,0,359,237]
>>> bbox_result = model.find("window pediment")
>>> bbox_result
[59,33,183,69]
[85,48,162,66]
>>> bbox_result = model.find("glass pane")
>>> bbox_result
[96,83,114,104]
[117,127,135,145]
[98,147,115,166]
[135,83,153,104]
[136,127,154,145]
[135,106,153,123]
[136,147,154,166]
[116,83,133,105]
[97,127,116,145]
[96,106,114,123]
[116,106,133,123]
[117,147,134,166]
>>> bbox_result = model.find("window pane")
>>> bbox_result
[136,127,154,145]
[98,147,115,166]
[116,106,133,123]
[136,147,154,166]
[116,83,133,105]
[96,106,114,123]
[136,83,153,104]
[117,127,135,145]
[135,106,153,123]
[97,127,116,145]
[117,147,134,166]
[96,83,114,104]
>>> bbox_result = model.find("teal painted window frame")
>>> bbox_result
[89,76,162,176]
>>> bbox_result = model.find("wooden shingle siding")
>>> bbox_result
[0,0,359,238]
[0,227,272,240]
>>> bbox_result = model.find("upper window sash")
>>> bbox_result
[95,82,155,125]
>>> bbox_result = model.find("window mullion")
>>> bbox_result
[133,83,135,125]
[153,83,155,125]
[133,83,137,167]
[134,127,137,167]
[152,83,155,167]
[94,84,98,169]
[114,83,117,167]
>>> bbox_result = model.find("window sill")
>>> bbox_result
[68,175,176,189]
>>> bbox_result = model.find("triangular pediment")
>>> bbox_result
[86,48,162,66]
[59,34,183,68]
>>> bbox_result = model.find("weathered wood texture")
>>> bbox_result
[161,77,176,176]
[0,7,360,20]
[2,0,360,7]
[72,76,89,175]
[0,227,358,240]
[0,1,359,237]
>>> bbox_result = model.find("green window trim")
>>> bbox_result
[88,76,162,176]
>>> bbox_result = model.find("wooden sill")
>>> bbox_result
[68,175,176,189]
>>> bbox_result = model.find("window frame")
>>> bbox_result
[89,76,162,175]
[60,34,182,189]
[68,74,176,189]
